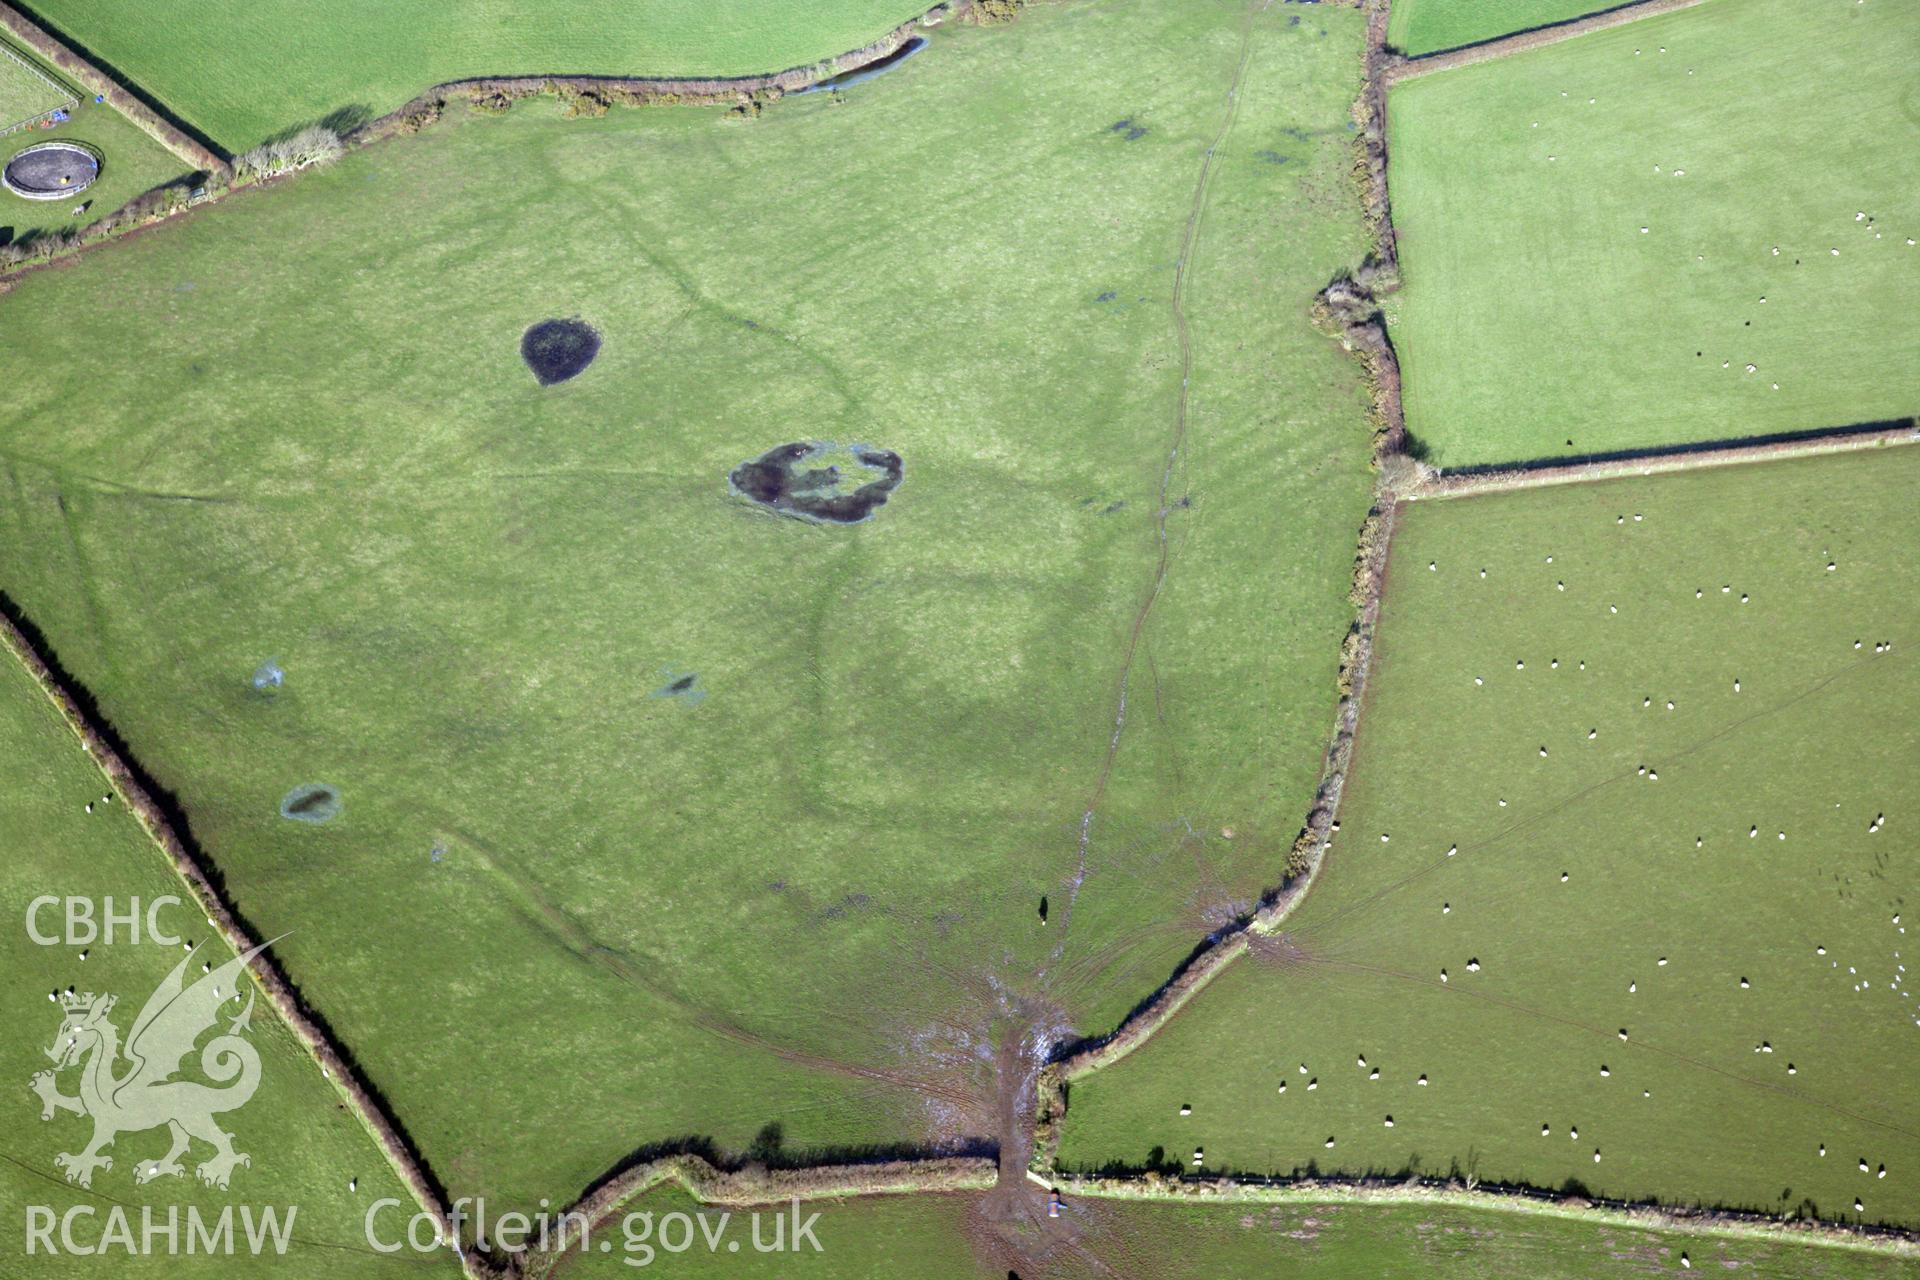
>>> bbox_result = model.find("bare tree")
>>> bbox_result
[234,125,344,182]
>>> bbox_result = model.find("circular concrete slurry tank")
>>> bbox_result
[3,141,100,199]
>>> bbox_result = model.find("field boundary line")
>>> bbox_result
[1054,1175,1920,1257]
[0,0,974,283]
[1030,0,1920,1240]
[1385,0,1713,83]
[520,1153,996,1278]
[1409,418,1920,502]
[0,1,223,169]
[362,0,950,139]
[0,598,484,1279]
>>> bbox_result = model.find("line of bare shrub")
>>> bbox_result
[517,1154,995,1277]
[0,122,347,275]
[0,605,483,1278]
[0,1,223,171]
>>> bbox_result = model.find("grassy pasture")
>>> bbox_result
[26,0,936,151]
[1,101,187,244]
[0,649,461,1276]
[0,0,1378,1219]
[1387,1,1613,57]
[0,37,68,131]
[552,1185,1916,1277]
[1387,0,1920,467]
[1058,447,1920,1226]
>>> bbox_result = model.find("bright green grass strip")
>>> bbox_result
[1387,0,1920,467]
[0,0,1375,1215]
[1,101,186,244]
[1387,1,1619,57]
[552,1184,1918,1276]
[0,651,462,1276]
[0,37,68,132]
[1060,446,1920,1226]
[25,0,936,150]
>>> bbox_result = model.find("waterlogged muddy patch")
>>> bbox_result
[521,317,601,385]
[652,670,705,705]
[279,783,341,824]
[729,441,903,524]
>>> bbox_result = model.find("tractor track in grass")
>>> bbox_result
[1031,0,1412,1161]
[1049,0,1270,965]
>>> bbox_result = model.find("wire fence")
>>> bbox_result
[0,38,77,138]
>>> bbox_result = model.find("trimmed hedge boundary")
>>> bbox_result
[0,1,223,171]
[1410,420,1920,501]
[1386,0,1712,82]
[1052,1172,1920,1257]
[0,0,991,283]
[363,3,948,140]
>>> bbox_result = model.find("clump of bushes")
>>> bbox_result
[234,125,344,182]
[395,97,444,134]
[1316,255,1400,331]
[970,0,1027,23]
[0,228,73,268]
[558,87,609,118]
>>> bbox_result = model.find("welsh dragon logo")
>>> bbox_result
[29,941,272,1190]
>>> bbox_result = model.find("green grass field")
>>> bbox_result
[552,1185,1917,1277]
[0,649,462,1276]
[1387,1,1613,57]
[1386,0,1920,467]
[27,0,937,150]
[0,0,1379,1221]
[0,38,68,131]
[1058,447,1920,1226]
[1,102,187,245]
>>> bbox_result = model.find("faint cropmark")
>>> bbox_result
[30,941,274,1190]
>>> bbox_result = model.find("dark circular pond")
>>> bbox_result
[521,318,601,385]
